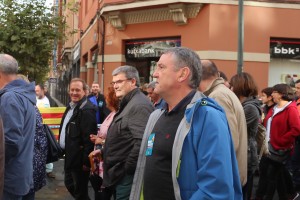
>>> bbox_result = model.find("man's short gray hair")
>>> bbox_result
[147,81,156,89]
[163,47,202,89]
[0,54,19,75]
[112,65,140,87]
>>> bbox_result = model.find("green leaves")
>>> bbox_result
[10,35,19,41]
[0,0,66,83]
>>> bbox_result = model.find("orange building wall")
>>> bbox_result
[207,4,300,91]
[80,0,99,31]
[86,67,95,86]
[98,3,300,93]
[207,4,300,53]
[81,23,98,57]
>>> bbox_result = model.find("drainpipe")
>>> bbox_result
[100,15,105,91]
[237,0,244,74]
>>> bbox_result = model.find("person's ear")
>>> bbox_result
[178,67,190,82]
[131,78,137,87]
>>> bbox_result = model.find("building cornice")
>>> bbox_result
[98,51,270,63]
[103,3,203,30]
[101,0,300,30]
[101,0,300,13]
[197,51,270,62]
[98,54,126,63]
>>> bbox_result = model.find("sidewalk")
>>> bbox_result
[35,160,275,200]
[35,159,95,200]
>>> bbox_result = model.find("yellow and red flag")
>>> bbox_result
[38,107,66,140]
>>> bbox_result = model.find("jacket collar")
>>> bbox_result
[68,96,87,109]
[203,77,225,96]
[119,88,139,111]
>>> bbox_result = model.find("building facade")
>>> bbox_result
[58,0,300,101]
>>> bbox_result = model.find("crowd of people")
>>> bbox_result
[1,46,300,200]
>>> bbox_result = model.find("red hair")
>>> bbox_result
[105,86,119,111]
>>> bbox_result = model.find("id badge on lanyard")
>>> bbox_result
[145,133,155,156]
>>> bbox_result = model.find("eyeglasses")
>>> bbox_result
[110,79,131,86]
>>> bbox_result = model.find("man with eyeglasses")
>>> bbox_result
[102,65,154,200]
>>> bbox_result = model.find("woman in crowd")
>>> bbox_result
[255,84,300,200]
[230,72,261,200]
[89,86,119,200]
[255,87,275,199]
[261,87,275,118]
[17,74,48,200]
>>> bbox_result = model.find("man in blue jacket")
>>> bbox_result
[130,47,242,200]
[0,54,36,199]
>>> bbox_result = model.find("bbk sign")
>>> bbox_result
[270,38,300,59]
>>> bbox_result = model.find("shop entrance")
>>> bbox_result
[124,37,181,86]
[126,58,158,85]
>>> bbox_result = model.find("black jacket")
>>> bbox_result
[103,88,154,187]
[59,97,98,170]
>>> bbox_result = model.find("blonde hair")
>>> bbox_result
[17,74,29,83]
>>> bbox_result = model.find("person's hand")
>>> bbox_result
[95,137,105,145]
[89,149,101,158]
[90,134,97,143]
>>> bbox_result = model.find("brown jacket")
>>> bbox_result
[204,77,248,186]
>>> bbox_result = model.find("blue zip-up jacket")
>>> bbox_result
[0,79,36,195]
[88,95,101,124]
[130,91,242,200]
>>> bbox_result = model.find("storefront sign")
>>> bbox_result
[270,38,300,59]
[48,78,57,83]
[125,38,181,59]
[73,43,81,63]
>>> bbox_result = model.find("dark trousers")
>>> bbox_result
[255,157,295,200]
[115,174,134,200]
[243,170,254,200]
[256,157,269,198]
[90,174,114,200]
[65,170,91,200]
[289,138,300,189]
[94,187,115,200]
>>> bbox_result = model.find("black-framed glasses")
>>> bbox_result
[110,79,131,86]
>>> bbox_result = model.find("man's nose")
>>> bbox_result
[152,69,159,78]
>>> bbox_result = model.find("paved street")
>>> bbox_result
[35,158,281,200]
[35,159,94,200]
